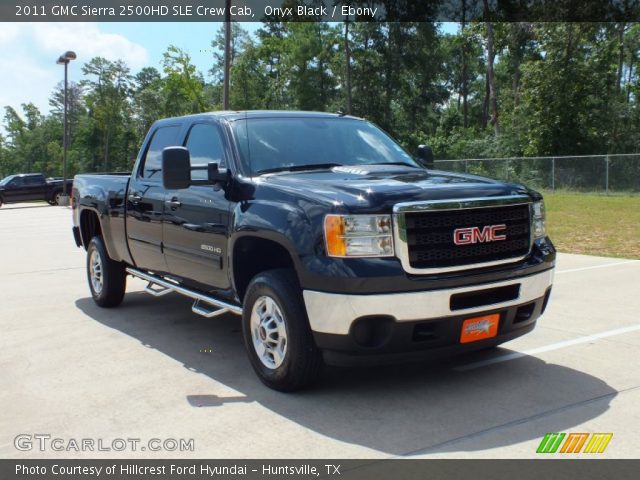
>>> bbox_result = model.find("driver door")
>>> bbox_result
[163,122,231,289]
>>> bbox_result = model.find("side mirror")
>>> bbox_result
[417,145,435,169]
[162,147,191,190]
[207,162,228,184]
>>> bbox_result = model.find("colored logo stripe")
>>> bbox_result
[536,433,566,453]
[583,433,613,453]
[559,433,589,453]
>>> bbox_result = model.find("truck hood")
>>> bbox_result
[258,165,532,211]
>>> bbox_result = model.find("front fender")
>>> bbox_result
[231,199,319,257]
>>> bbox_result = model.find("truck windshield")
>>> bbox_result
[0,175,16,186]
[231,117,420,175]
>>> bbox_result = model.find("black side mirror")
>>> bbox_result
[162,147,191,190]
[207,162,228,184]
[417,145,435,169]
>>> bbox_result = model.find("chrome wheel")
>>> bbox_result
[54,192,63,205]
[89,249,103,295]
[250,295,287,369]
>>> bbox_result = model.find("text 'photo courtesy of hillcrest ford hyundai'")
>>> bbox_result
[71,111,555,391]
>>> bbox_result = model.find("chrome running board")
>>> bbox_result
[126,267,242,318]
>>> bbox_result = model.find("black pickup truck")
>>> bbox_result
[72,111,555,391]
[0,173,72,207]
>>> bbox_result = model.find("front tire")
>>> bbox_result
[242,269,323,391]
[87,236,126,307]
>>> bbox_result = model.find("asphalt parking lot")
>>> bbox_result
[1,203,639,459]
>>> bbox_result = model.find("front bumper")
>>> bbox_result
[303,268,554,364]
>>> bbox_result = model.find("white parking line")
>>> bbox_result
[556,260,640,274]
[455,324,640,371]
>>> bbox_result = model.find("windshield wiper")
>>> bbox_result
[256,163,343,175]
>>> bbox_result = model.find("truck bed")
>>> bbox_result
[72,173,132,264]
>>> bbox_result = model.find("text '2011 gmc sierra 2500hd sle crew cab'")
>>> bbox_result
[72,111,555,391]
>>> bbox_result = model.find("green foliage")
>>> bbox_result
[2,21,640,187]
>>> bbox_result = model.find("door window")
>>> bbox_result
[139,125,181,180]
[185,124,226,180]
[24,176,43,185]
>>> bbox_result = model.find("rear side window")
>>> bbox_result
[140,125,181,179]
[25,175,44,185]
[185,123,226,180]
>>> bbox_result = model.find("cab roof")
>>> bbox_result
[154,110,363,126]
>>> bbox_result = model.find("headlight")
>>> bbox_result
[324,214,394,257]
[532,201,546,238]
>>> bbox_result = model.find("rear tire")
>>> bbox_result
[50,191,63,205]
[242,269,323,392]
[87,236,126,307]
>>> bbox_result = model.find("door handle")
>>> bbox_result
[128,193,142,204]
[165,198,182,209]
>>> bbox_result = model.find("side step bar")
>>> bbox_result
[126,267,242,318]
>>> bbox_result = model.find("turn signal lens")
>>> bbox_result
[325,215,347,257]
[324,214,394,257]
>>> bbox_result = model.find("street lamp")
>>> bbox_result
[56,50,76,205]
[222,0,231,109]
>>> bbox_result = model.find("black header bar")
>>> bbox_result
[3,1,640,22]
[2,459,640,480]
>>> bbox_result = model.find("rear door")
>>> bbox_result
[163,122,232,289]
[126,124,182,274]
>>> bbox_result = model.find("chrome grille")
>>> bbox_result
[393,195,532,274]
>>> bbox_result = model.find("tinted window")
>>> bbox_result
[140,125,181,179]
[185,124,226,180]
[24,175,44,185]
[10,177,24,187]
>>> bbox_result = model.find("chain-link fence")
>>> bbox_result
[434,154,640,194]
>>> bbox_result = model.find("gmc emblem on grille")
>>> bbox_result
[453,224,507,245]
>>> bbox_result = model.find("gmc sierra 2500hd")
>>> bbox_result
[72,111,555,391]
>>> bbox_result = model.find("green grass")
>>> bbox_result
[542,192,640,259]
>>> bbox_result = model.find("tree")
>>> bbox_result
[81,57,134,171]
[162,46,208,116]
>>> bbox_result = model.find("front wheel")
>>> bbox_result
[242,269,323,392]
[50,191,63,205]
[87,236,126,307]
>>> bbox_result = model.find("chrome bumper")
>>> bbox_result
[303,269,554,335]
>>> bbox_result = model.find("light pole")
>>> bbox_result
[56,50,76,204]
[223,0,231,109]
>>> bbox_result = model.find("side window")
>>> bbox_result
[140,125,181,179]
[185,124,226,180]
[25,176,43,185]
[11,177,24,187]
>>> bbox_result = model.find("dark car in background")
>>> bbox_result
[0,173,72,207]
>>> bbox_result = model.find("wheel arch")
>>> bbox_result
[230,233,301,303]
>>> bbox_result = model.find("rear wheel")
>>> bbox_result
[242,269,323,391]
[87,236,126,307]
[50,191,63,205]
